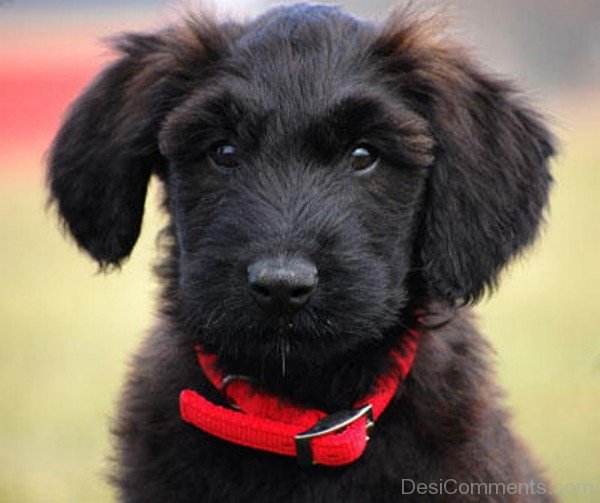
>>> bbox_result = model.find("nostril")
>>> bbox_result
[250,283,271,297]
[290,286,313,299]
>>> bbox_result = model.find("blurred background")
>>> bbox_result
[1,0,598,501]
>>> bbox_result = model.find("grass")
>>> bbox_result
[0,179,162,501]
[0,98,598,501]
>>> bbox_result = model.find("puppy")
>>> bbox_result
[48,3,556,501]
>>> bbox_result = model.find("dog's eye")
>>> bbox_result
[350,145,378,173]
[209,143,240,169]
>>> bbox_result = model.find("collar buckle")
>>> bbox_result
[220,374,255,411]
[294,404,374,466]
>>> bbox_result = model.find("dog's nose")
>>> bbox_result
[247,256,318,312]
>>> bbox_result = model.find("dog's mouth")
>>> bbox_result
[179,229,406,376]
[192,299,409,410]
[187,284,398,380]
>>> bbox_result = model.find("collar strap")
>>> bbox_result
[180,330,419,466]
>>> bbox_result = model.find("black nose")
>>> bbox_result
[247,256,318,312]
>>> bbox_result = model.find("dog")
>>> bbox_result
[48,3,556,501]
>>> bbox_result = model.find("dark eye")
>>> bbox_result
[209,143,240,169]
[350,145,378,173]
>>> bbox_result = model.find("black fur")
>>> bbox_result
[48,4,556,502]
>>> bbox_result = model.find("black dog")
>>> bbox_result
[48,3,556,501]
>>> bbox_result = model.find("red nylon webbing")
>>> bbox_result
[180,330,419,466]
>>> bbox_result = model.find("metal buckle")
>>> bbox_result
[294,404,374,466]
[220,375,254,411]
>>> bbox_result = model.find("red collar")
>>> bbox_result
[180,330,419,466]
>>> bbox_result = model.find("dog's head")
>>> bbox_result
[48,5,554,374]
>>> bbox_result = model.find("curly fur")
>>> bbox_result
[48,3,556,502]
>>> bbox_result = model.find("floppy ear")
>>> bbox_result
[48,16,233,267]
[377,10,556,304]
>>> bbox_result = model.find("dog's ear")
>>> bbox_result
[48,16,236,267]
[376,9,556,304]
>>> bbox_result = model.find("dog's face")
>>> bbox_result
[159,8,434,367]
[48,5,554,374]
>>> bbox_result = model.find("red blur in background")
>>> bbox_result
[0,10,158,176]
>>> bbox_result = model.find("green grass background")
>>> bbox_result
[1,100,598,501]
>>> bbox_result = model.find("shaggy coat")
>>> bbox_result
[48,4,556,502]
